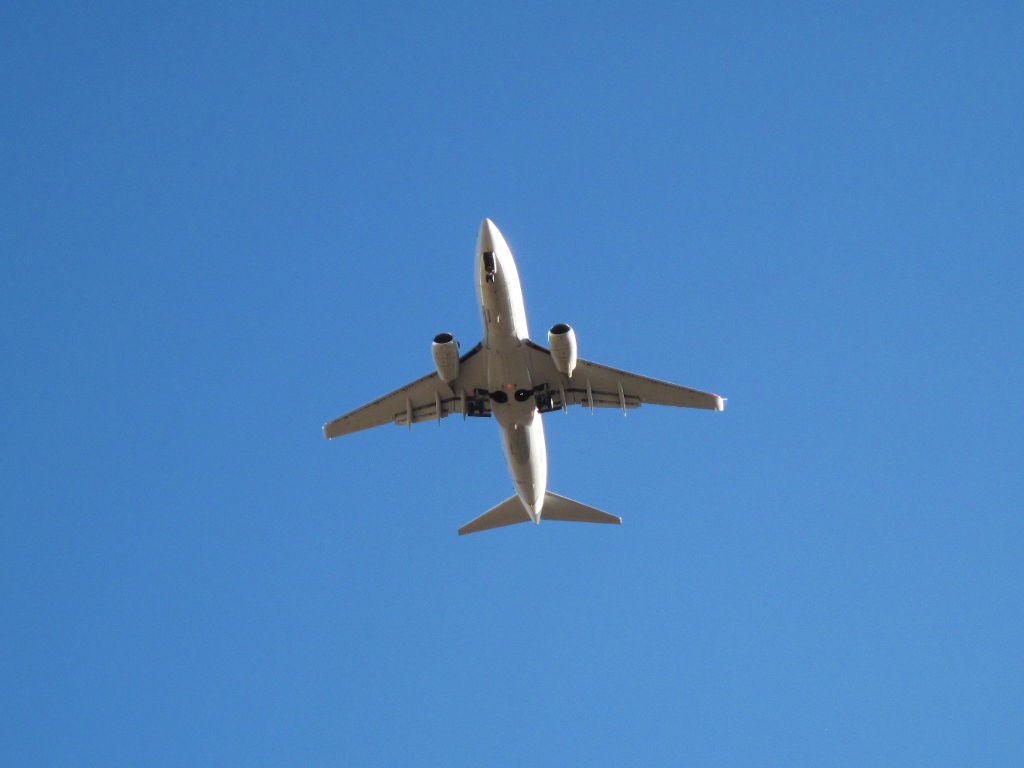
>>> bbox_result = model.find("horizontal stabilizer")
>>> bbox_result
[458,495,531,535]
[457,491,621,535]
[541,492,621,526]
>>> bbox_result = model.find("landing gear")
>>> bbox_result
[490,386,550,407]
[535,390,559,413]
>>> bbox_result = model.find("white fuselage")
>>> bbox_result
[476,219,547,522]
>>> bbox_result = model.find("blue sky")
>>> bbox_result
[3,2,1022,765]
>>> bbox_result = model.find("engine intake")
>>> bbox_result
[431,332,460,382]
[548,323,577,377]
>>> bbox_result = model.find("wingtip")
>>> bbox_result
[715,395,727,411]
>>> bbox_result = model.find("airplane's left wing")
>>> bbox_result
[523,340,725,413]
[323,343,489,438]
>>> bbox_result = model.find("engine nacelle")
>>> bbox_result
[547,323,577,377]
[431,332,460,382]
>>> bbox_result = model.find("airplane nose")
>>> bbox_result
[478,218,496,252]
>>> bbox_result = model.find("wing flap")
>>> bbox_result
[560,387,642,411]
[393,392,469,427]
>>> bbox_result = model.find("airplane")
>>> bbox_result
[323,219,725,535]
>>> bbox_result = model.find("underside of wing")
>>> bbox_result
[323,342,491,438]
[523,340,725,413]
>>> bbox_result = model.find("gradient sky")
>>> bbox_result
[3,2,1022,766]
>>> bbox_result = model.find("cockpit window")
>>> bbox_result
[482,251,496,274]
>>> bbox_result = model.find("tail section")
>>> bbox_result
[457,492,621,535]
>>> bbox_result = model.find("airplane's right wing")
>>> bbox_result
[523,340,725,413]
[323,342,489,438]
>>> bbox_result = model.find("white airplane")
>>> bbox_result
[323,219,725,535]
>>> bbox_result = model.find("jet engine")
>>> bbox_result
[431,332,460,382]
[547,323,577,377]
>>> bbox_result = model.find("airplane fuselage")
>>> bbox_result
[475,219,547,522]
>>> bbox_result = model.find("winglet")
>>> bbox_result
[715,395,726,411]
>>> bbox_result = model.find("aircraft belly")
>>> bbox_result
[479,274,528,344]
[499,416,547,508]
[485,344,534,394]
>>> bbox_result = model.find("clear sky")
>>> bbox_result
[3,2,1022,765]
